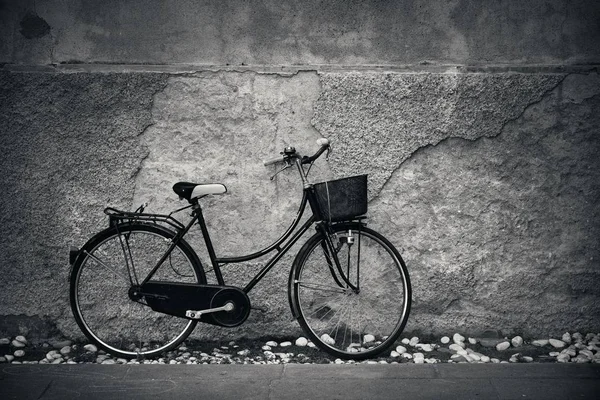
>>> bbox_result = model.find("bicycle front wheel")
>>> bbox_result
[290,222,411,360]
[70,223,205,358]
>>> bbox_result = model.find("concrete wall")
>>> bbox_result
[1,0,599,341]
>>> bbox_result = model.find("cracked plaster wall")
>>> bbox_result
[1,69,598,340]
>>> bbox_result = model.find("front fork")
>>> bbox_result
[318,223,360,294]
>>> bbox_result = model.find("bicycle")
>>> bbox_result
[69,138,411,360]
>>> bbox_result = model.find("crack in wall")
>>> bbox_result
[369,73,569,203]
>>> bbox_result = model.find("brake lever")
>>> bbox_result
[270,161,292,180]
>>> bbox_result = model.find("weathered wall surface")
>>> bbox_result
[0,0,599,341]
[2,0,600,66]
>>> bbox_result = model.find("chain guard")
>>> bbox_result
[141,281,251,328]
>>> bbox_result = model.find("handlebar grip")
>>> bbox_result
[316,138,330,147]
[263,156,283,166]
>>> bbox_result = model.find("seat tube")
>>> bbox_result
[193,203,225,285]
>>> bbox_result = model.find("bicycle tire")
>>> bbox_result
[289,222,411,360]
[70,223,206,358]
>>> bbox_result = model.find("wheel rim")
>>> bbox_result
[73,228,200,357]
[295,228,409,358]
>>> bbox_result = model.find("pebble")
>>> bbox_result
[0,356,6,363]
[14,350,25,357]
[84,344,98,353]
[496,341,511,351]
[416,343,434,352]
[237,349,250,357]
[320,334,335,346]
[11,340,26,348]
[6,355,15,362]
[440,336,450,344]
[307,342,316,348]
[480,355,491,363]
[532,339,549,347]
[395,345,407,354]
[266,341,278,347]
[562,332,572,344]
[401,338,410,345]
[557,354,570,363]
[15,336,27,344]
[511,336,523,347]
[295,337,308,347]
[279,341,292,347]
[449,343,465,352]
[364,334,376,344]
[390,351,400,358]
[102,359,116,365]
[60,346,71,356]
[468,337,477,345]
[409,337,419,347]
[262,345,272,351]
[453,333,465,344]
[401,353,413,359]
[549,339,566,348]
[0,338,10,345]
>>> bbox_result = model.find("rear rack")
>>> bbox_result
[104,207,186,231]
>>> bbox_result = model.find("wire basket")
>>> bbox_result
[314,174,368,222]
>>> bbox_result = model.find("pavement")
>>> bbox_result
[1,363,599,399]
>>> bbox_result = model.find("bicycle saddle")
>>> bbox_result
[173,182,227,201]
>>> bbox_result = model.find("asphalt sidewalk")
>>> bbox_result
[1,363,599,399]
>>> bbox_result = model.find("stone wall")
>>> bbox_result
[0,0,599,341]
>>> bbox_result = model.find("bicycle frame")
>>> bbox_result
[137,158,352,294]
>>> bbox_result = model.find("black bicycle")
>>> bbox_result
[69,138,411,360]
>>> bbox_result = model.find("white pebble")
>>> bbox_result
[83,344,98,353]
[496,341,511,351]
[261,345,271,351]
[320,334,335,346]
[363,334,375,344]
[5,355,15,362]
[449,343,465,352]
[390,351,400,358]
[416,343,434,352]
[60,346,71,355]
[279,341,292,347]
[480,355,491,363]
[15,336,27,345]
[557,354,570,363]
[401,338,410,345]
[468,337,477,345]
[401,353,413,359]
[413,352,425,360]
[562,332,572,344]
[307,341,316,348]
[395,345,407,354]
[295,337,308,347]
[532,339,548,347]
[511,336,523,347]
[11,340,26,348]
[266,341,278,347]
[14,350,25,357]
[440,336,450,344]
[549,339,566,348]
[409,336,419,347]
[453,333,465,344]
[549,351,560,357]
[237,349,250,357]
[0,338,10,345]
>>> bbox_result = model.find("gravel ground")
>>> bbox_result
[1,332,599,365]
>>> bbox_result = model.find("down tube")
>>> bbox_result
[243,216,315,293]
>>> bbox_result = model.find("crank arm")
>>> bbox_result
[186,302,234,319]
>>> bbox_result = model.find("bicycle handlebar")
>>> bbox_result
[262,138,330,167]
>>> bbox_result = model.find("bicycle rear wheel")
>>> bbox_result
[290,222,411,360]
[70,223,205,358]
